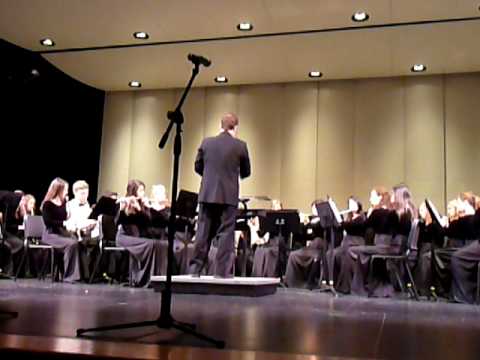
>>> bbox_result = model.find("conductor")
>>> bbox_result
[189,113,251,278]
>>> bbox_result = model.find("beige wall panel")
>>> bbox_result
[237,84,283,202]
[100,72,480,211]
[353,78,406,205]
[98,91,134,197]
[176,88,206,194]
[129,90,175,195]
[279,82,317,212]
[204,86,239,138]
[316,80,356,208]
[404,76,445,209]
[445,73,480,202]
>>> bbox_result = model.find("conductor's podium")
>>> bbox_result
[150,275,280,297]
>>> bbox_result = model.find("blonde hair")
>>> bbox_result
[72,180,89,193]
[16,194,36,219]
[372,186,390,209]
[151,184,167,202]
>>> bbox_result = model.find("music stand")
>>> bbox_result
[314,199,342,296]
[425,198,445,301]
[260,210,300,281]
[175,190,197,249]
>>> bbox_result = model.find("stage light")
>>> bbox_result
[40,38,55,47]
[411,64,427,73]
[308,71,323,78]
[237,22,253,31]
[352,11,369,22]
[133,32,149,40]
[214,76,228,83]
[128,81,142,88]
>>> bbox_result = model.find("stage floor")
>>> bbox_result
[1,279,480,360]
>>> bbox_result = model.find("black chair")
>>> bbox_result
[368,219,420,300]
[14,215,59,282]
[89,215,130,285]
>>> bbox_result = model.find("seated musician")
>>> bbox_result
[0,191,36,276]
[116,179,155,287]
[250,199,286,277]
[147,184,175,275]
[348,186,401,297]
[41,178,81,283]
[449,192,480,303]
[66,180,98,280]
[285,200,325,288]
[325,197,366,294]
[66,180,97,238]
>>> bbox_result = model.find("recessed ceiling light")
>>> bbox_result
[40,38,55,47]
[214,76,228,83]
[133,31,149,40]
[411,64,427,73]
[308,71,323,78]
[128,81,142,88]
[352,11,369,22]
[237,22,253,31]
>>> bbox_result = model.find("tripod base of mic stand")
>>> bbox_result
[313,280,338,297]
[426,286,438,302]
[76,314,225,349]
[0,311,18,319]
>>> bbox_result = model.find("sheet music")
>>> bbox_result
[426,199,446,227]
[328,198,343,224]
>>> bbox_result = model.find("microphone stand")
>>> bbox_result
[76,60,224,348]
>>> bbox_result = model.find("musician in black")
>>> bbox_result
[115,179,156,287]
[328,197,366,293]
[285,200,326,288]
[41,178,82,283]
[0,191,35,275]
[349,186,401,297]
[189,113,251,278]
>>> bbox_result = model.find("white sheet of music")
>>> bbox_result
[328,198,343,224]
[426,199,446,227]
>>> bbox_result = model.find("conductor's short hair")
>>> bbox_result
[221,113,239,130]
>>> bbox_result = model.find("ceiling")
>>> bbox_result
[1,0,479,91]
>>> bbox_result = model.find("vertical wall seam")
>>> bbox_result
[203,87,207,139]
[315,81,319,199]
[352,80,357,197]
[403,76,407,185]
[128,90,136,181]
[442,74,447,212]
[279,84,284,202]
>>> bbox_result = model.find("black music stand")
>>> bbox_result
[76,56,224,348]
[175,190,197,251]
[260,210,300,281]
[315,199,342,296]
[425,198,445,301]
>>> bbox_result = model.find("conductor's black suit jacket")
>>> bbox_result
[195,131,251,206]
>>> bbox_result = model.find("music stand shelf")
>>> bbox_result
[314,199,342,296]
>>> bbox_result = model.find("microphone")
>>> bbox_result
[188,53,211,67]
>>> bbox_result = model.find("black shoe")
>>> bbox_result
[188,264,203,277]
